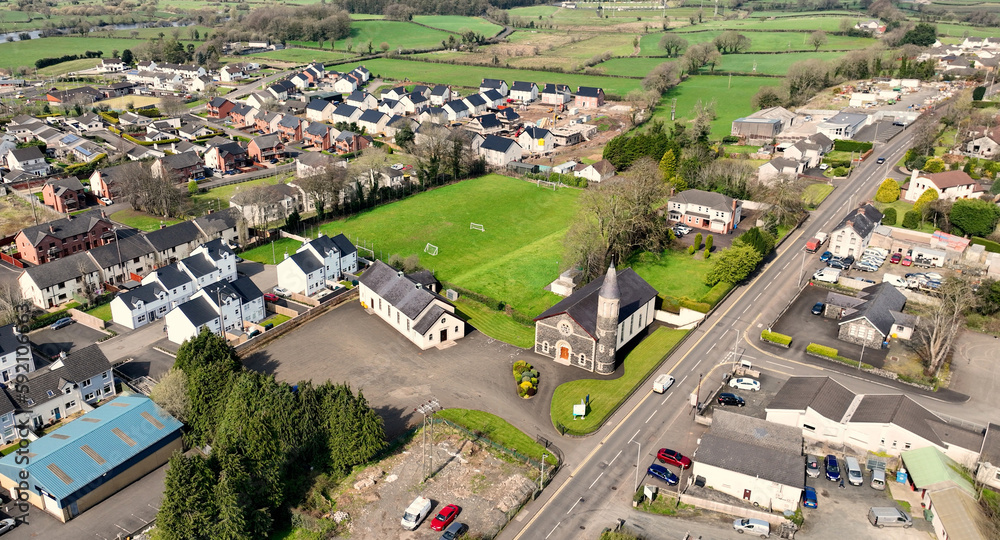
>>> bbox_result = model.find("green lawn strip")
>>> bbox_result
[550,328,688,435]
[874,199,937,233]
[454,298,535,348]
[35,57,102,76]
[291,20,451,51]
[676,16,846,32]
[240,238,303,265]
[0,36,149,72]
[262,313,292,326]
[353,58,643,98]
[250,48,357,64]
[84,303,113,322]
[630,248,713,304]
[110,209,182,232]
[413,15,503,35]
[933,22,997,38]
[596,57,673,77]
[649,75,782,139]
[436,408,558,466]
[803,183,834,209]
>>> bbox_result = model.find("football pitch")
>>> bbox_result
[320,174,581,315]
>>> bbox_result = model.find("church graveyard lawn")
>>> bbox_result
[630,249,714,307]
[320,174,579,316]
[550,328,688,436]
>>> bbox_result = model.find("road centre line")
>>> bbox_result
[567,498,582,514]
[545,522,561,539]
[645,411,657,424]
[628,429,640,444]
[588,472,604,489]
[608,450,622,467]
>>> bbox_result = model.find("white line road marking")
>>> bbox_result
[763,281,771,290]
[707,343,716,353]
[546,522,561,538]
[645,411,657,424]
[693,358,702,369]
[567,498,583,514]
[742,304,751,314]
[679,374,688,386]
[765,360,794,370]
[782,260,791,270]
[589,472,605,489]
[661,392,672,405]
[608,450,622,466]
[628,429,640,444]
[754,292,762,302]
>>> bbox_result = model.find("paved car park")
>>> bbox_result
[799,470,929,539]
[29,322,107,359]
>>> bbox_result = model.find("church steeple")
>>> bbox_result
[595,263,620,374]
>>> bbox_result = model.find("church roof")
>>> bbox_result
[535,267,657,338]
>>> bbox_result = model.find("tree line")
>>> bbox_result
[152,330,386,540]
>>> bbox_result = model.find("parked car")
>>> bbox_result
[0,518,16,535]
[647,464,679,485]
[842,255,855,267]
[819,251,833,262]
[890,253,902,264]
[901,256,912,266]
[827,258,849,270]
[865,247,888,257]
[430,504,460,531]
[923,272,943,281]
[824,455,841,481]
[440,522,468,540]
[856,262,880,272]
[802,486,818,508]
[264,293,279,302]
[819,163,829,170]
[733,518,770,537]
[657,448,692,469]
[811,302,824,315]
[717,393,745,407]
[273,286,290,297]
[674,225,691,235]
[729,377,760,392]
[806,455,821,478]
[50,317,74,330]
[99,196,113,206]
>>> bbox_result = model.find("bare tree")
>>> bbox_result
[659,34,688,57]
[915,277,977,376]
[0,283,23,326]
[642,62,681,95]
[808,30,828,52]
[297,163,348,217]
[752,173,808,226]
[159,95,186,117]
[681,42,720,74]
[712,30,751,54]
[412,123,451,187]
[910,121,940,156]
[231,185,281,233]
[150,368,190,422]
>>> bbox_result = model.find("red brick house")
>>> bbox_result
[574,86,605,109]
[88,163,134,201]
[303,123,333,151]
[15,209,114,264]
[152,152,206,182]
[42,176,87,214]
[207,97,234,119]
[204,142,249,172]
[247,133,285,163]
[334,131,371,154]
[276,116,306,142]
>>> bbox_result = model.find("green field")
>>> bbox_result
[933,22,999,38]
[714,51,847,75]
[248,48,357,65]
[640,30,874,54]
[240,238,303,265]
[413,15,503,36]
[455,298,535,348]
[676,16,846,32]
[352,57,643,97]
[320,174,580,315]
[596,57,670,77]
[101,24,215,40]
[35,57,102,76]
[651,75,783,138]
[550,328,688,435]
[508,5,560,18]
[110,209,182,232]
[436,408,558,466]
[629,249,713,303]
[0,36,147,72]
[291,20,451,52]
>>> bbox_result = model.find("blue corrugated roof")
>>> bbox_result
[0,396,182,501]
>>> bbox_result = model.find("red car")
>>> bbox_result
[263,293,279,302]
[890,253,902,264]
[430,504,460,531]
[901,256,913,266]
[656,448,692,469]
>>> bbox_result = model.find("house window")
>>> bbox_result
[904,443,911,450]
[397,312,400,324]
[543,342,549,353]
[578,354,586,364]
[85,392,95,400]
[454,326,458,333]
[406,320,410,331]
[104,384,112,394]
[66,400,76,409]
[82,378,91,387]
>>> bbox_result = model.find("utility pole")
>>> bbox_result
[798,249,806,288]
[414,399,440,481]
[539,452,548,492]
[632,440,641,494]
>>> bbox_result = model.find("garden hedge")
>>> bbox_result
[806,343,839,358]
[761,330,792,346]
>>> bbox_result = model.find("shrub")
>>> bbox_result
[693,232,702,250]
[882,207,897,226]
[833,140,873,153]
[902,210,920,229]
[187,180,199,195]
[678,298,711,313]
[806,343,839,358]
[687,245,696,255]
[875,178,900,203]
[971,236,1000,253]
[831,166,849,176]
[699,281,733,307]
[761,330,792,346]
[722,135,739,144]
[705,234,713,252]
[30,309,72,330]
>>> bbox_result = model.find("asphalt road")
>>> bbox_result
[501,107,955,540]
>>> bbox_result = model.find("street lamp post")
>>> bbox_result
[632,440,641,494]
[858,341,866,371]
[539,452,548,492]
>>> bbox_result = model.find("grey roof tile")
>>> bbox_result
[534,267,657,337]
[766,376,856,421]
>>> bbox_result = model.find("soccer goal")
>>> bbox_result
[537,179,557,191]
[470,222,485,232]
[424,243,439,256]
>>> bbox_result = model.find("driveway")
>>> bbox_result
[242,300,586,444]
[29,322,107,359]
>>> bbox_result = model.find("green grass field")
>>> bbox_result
[640,30,874,54]
[436,408,558,466]
[240,238,303,265]
[85,302,113,322]
[320,174,580,315]
[550,328,688,435]
[35,57,102,76]
[413,15,503,36]
[651,75,783,138]
[455,298,535,348]
[353,58,643,97]
[629,249,713,303]
[803,183,835,209]
[296,20,451,52]
[248,48,357,65]
[713,51,847,75]
[508,5,560,18]
[677,16,847,32]
[101,24,214,40]
[188,174,287,217]
[874,199,938,233]
[0,36,147,72]
[110,209,182,231]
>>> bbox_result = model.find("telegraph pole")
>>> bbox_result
[414,399,440,481]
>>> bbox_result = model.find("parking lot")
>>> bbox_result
[30,321,108,359]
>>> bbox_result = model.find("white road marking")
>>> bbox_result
[645,411,657,424]
[765,360,794,370]
[763,281,771,290]
[693,358,702,369]
[742,304,751,314]
[782,260,791,270]
[628,429,640,444]
[661,392,672,405]
[707,343,716,353]
[589,472,605,489]
[608,450,622,466]
[567,498,583,514]
[754,292,762,302]
[679,375,688,386]
[545,522,561,538]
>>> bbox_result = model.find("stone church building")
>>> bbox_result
[533,265,657,374]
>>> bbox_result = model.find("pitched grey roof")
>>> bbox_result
[251,133,282,150]
[306,99,331,112]
[148,263,193,290]
[180,253,216,278]
[16,344,111,408]
[497,107,520,121]
[0,325,22,359]
[767,157,801,170]
[333,103,359,117]
[766,376,856,421]
[359,260,451,320]
[473,114,501,130]
[522,126,550,139]
[9,146,44,161]
[543,83,570,93]
[464,94,486,107]
[696,411,804,488]
[209,97,230,108]
[833,204,883,239]
[160,151,203,170]
[413,304,447,335]
[305,122,330,137]
[196,238,234,263]
[535,267,658,338]
[359,110,386,123]
[144,220,201,251]
[0,390,16,416]
[480,135,518,153]
[431,85,450,96]
[481,78,505,88]
[980,424,1000,465]
[87,230,154,269]
[330,233,356,257]
[444,99,468,112]
[482,89,503,102]
[116,282,167,308]
[19,209,111,246]
[577,86,603,97]
[289,250,323,274]
[193,208,239,237]
[229,276,263,303]
[174,296,218,327]
[851,394,948,446]
[838,282,905,337]
[45,176,85,193]
[669,189,736,213]
[511,81,536,92]
[201,280,241,307]
[22,252,100,290]
[277,115,301,129]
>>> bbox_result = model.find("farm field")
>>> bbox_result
[319,174,580,316]
[413,15,503,36]
[640,29,874,54]
[101,24,214,40]
[0,36,147,72]
[652,75,783,138]
[352,57,643,97]
[675,16,846,32]
[35,57,102,76]
[596,57,671,77]
[713,51,847,75]
[249,48,356,65]
[315,20,451,52]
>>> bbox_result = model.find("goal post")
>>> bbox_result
[536,179,557,191]
[424,243,439,256]
[470,222,485,232]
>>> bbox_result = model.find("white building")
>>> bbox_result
[901,169,985,203]
[140,263,197,308]
[358,260,465,350]
[477,135,522,167]
[0,324,35,386]
[518,126,553,155]
[165,296,221,345]
[15,345,115,430]
[816,112,869,140]
[829,204,884,258]
[276,234,357,296]
[110,282,170,330]
[509,81,539,103]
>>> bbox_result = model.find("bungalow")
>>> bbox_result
[204,142,249,172]
[757,157,804,183]
[358,260,466,350]
[833,282,914,348]
[480,78,509,97]
[817,112,869,140]
[430,85,452,106]
[510,81,539,103]
[276,115,306,142]
[477,135,522,167]
[306,99,337,122]
[357,110,389,134]
[574,86,605,109]
[346,91,378,110]
[70,113,104,132]
[177,123,215,140]
[41,176,86,213]
[902,169,984,202]
[152,152,206,182]
[518,126,553,155]
[541,83,572,106]
[966,129,1000,158]
[334,131,371,154]
[302,122,334,150]
[100,57,126,72]
[665,189,742,234]
[574,159,616,183]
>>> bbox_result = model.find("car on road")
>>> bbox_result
[657,448,692,469]
[440,522,468,540]
[901,256,912,266]
[876,157,886,164]
[99,196,113,206]
[890,253,902,264]
[819,251,833,262]
[717,393,745,407]
[819,163,829,170]
[430,504,460,531]
[806,455,821,478]
[802,486,818,508]
[647,464,679,485]
[729,377,760,392]
[264,293,279,302]
[733,518,770,537]
[825,454,841,481]
[811,302,824,315]
[50,317,74,330]
[0,518,16,534]
[273,287,290,297]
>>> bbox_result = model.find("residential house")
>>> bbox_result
[189,238,238,283]
[346,91,378,110]
[783,139,823,168]
[86,230,156,285]
[467,114,503,135]
[191,277,264,334]
[497,107,520,125]
[140,263,197,308]
[829,282,914,348]
[479,78,509,96]
[574,86,605,109]
[541,83,572,107]
[976,424,1000,491]
[510,81,539,102]
[665,189,742,234]
[331,103,362,125]
[18,252,102,308]
[462,94,488,116]
[358,260,466,350]
[411,85,431,99]
[15,344,115,430]
[177,123,215,140]
[477,135,522,166]
[381,86,408,101]
[5,146,49,176]
[296,151,339,178]
[254,111,284,134]
[164,296,221,345]
[817,112,869,140]
[230,183,306,225]
[966,129,1000,157]
[306,99,337,122]
[87,163,134,201]
[757,157,804,183]
[443,99,471,121]
[15,209,114,265]
[110,282,170,329]
[276,115,306,142]
[302,122,334,150]
[383,116,418,138]
[378,99,406,117]
[480,89,505,109]
[152,152,206,182]
[829,204,884,258]
[901,169,984,202]
[574,159,615,183]
[400,92,429,115]
[204,142,249,172]
[229,103,259,128]
[448,129,484,154]
[418,107,447,124]
[46,86,101,105]
[0,395,182,523]
[357,110,389,134]
[334,131,370,154]
[70,113,104,132]
[100,57,126,72]
[333,76,358,93]
[220,64,246,82]
[518,126,553,155]
[41,176,87,213]
[0,324,36,387]
[430,85,452,106]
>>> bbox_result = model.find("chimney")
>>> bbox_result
[49,224,55,233]
[911,169,919,182]
[101,210,107,219]
[415,282,422,290]
[59,351,67,360]
[397,270,404,278]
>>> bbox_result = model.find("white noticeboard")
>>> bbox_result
[573,403,586,418]
[689,392,698,407]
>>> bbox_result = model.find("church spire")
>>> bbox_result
[599,263,620,300]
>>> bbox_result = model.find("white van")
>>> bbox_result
[401,496,432,530]
[813,268,841,283]
[653,374,675,393]
[871,469,886,490]
[882,274,906,287]
[845,456,863,486]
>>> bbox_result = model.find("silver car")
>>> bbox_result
[806,454,821,478]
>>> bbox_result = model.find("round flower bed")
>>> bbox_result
[513,360,539,398]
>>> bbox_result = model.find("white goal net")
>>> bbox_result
[470,223,485,232]
[424,243,439,256]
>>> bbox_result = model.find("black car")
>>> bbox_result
[824,454,841,481]
[811,302,824,315]
[827,258,848,270]
[842,255,855,267]
[876,157,886,164]
[717,393,745,407]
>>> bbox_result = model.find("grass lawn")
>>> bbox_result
[320,174,579,315]
[712,51,847,75]
[454,298,535,348]
[35,57,102,76]
[0,36,147,72]
[650,75,782,140]
[630,249,712,304]
[249,48,357,65]
[101,95,163,110]
[262,313,292,326]
[874,199,938,233]
[413,15,503,36]
[595,57,672,77]
[110,209,182,231]
[550,328,688,435]
[353,58,643,98]
[803,183,834,209]
[188,174,287,217]
[85,303,113,322]
[678,16,846,32]
[640,30,873,55]
[436,408,558,466]
[240,238,303,265]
